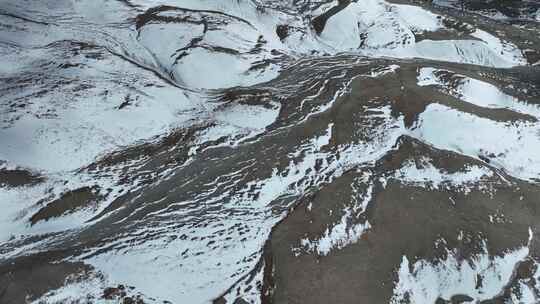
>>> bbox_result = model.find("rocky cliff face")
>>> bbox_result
[1,1,540,303]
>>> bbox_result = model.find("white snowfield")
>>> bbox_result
[0,0,538,303]
[0,0,527,175]
[415,68,540,182]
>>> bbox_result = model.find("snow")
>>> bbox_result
[1,0,537,303]
[0,47,281,173]
[319,4,363,50]
[0,0,529,176]
[315,0,525,67]
[369,64,400,78]
[0,182,53,242]
[0,48,204,173]
[221,261,265,304]
[0,167,128,245]
[75,124,334,303]
[195,101,281,149]
[31,271,154,304]
[470,29,527,66]
[391,231,535,303]
[176,48,279,89]
[351,172,375,214]
[30,274,106,304]
[393,4,443,33]
[135,7,281,89]
[418,67,540,118]
[130,0,527,75]
[409,103,540,182]
[300,210,371,256]
[297,157,391,259]
[393,158,493,192]
[71,104,406,304]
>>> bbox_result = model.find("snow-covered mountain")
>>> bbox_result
[1,0,540,303]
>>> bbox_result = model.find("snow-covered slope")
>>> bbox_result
[1,0,539,304]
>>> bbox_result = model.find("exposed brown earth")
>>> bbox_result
[264,136,540,304]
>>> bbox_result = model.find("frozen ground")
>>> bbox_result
[1,0,540,303]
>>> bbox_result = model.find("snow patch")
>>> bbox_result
[393,158,493,192]
[300,210,371,256]
[391,232,535,303]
